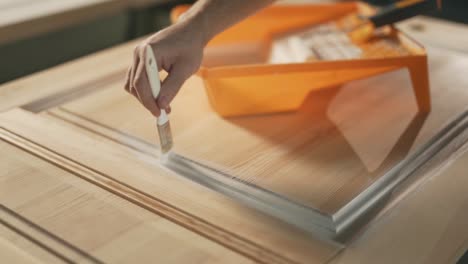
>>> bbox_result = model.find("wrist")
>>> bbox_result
[176,4,214,46]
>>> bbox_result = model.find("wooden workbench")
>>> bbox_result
[1,16,468,264]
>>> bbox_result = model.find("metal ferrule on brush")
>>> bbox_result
[157,110,173,154]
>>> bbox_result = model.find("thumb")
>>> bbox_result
[157,63,191,109]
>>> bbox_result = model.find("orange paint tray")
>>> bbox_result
[171,2,430,117]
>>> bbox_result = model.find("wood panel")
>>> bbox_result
[1,15,468,264]
[0,223,66,264]
[330,133,468,264]
[0,109,340,264]
[0,139,252,264]
[2,107,468,264]
[52,44,468,218]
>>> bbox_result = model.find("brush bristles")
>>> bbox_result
[158,121,173,154]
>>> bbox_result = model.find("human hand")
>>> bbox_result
[124,19,205,117]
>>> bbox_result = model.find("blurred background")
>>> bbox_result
[0,0,466,84]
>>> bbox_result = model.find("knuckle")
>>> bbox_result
[139,46,147,58]
[133,46,141,56]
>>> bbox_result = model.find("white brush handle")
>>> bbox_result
[145,45,168,124]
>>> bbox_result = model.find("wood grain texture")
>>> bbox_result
[0,223,66,264]
[0,205,97,264]
[0,139,253,264]
[0,109,340,264]
[330,134,468,264]
[1,15,467,264]
[54,45,468,217]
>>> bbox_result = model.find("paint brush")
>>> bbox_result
[342,0,442,42]
[145,45,173,154]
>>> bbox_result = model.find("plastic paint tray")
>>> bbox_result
[171,2,430,117]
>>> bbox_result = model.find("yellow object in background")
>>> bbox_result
[172,2,432,117]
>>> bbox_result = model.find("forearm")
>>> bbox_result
[125,0,276,115]
[179,0,275,45]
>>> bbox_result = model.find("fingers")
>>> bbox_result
[124,43,184,116]
[129,85,139,98]
[157,63,190,109]
[133,47,161,117]
[130,47,140,92]
[124,49,143,105]
[124,66,132,93]
[125,62,141,102]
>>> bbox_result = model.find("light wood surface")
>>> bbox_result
[1,205,95,264]
[0,138,253,264]
[330,132,468,264]
[0,223,66,264]
[50,45,468,217]
[0,109,339,264]
[1,16,468,264]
